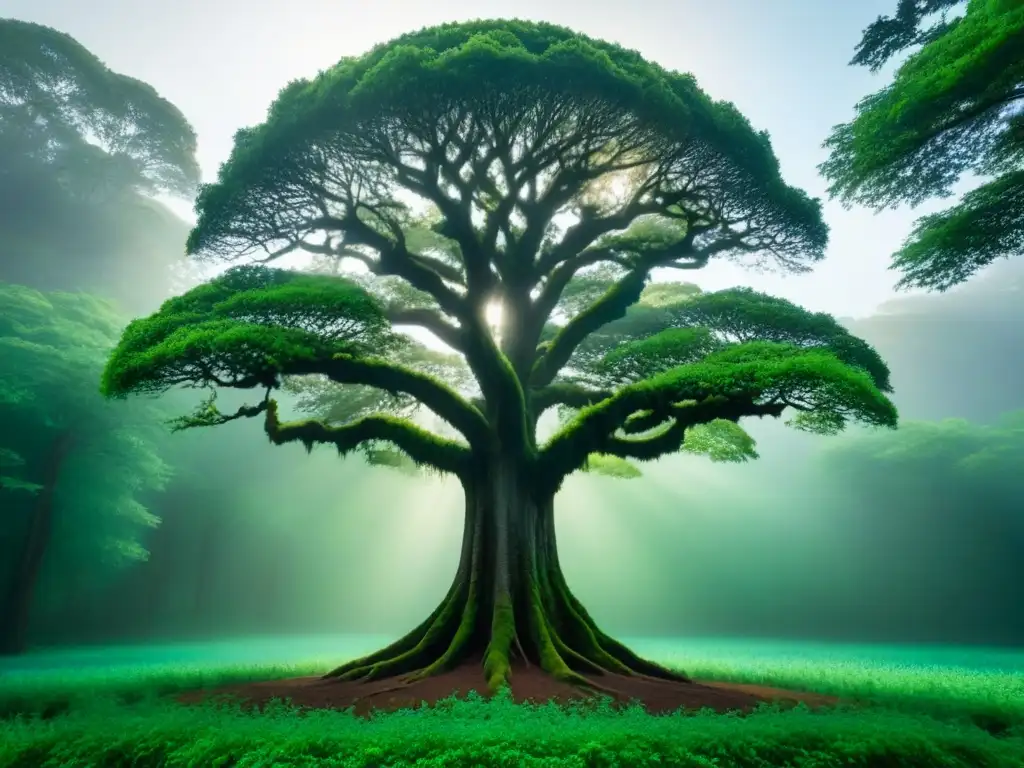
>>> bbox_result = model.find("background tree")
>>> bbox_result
[820,0,1024,291]
[822,411,1024,510]
[0,19,199,314]
[102,20,897,693]
[816,412,1024,642]
[0,284,170,654]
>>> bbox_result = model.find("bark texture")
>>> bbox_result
[323,451,690,691]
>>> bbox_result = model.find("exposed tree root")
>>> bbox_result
[552,567,692,684]
[322,489,690,698]
[318,565,689,700]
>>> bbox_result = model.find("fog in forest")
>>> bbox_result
[1,9,1022,659]
[6,252,1021,652]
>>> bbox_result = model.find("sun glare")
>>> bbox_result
[485,299,504,329]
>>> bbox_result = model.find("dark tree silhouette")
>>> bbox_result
[850,0,963,72]
[822,0,1024,291]
[102,21,897,692]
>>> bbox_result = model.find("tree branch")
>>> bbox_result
[530,226,750,388]
[263,400,471,478]
[601,419,688,460]
[530,382,613,418]
[385,307,465,352]
[540,390,786,491]
[314,354,489,449]
[530,270,648,388]
[342,211,468,320]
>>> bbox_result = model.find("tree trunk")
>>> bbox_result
[0,431,74,656]
[323,450,689,690]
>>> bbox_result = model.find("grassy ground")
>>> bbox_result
[1,635,1022,767]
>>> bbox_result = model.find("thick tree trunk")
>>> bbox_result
[0,431,74,656]
[323,450,690,691]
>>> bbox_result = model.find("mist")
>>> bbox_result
[2,13,1022,660]
[13,259,1018,652]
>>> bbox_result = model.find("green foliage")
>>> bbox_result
[570,287,891,400]
[851,0,963,71]
[0,20,199,197]
[823,410,1024,480]
[681,419,760,463]
[100,19,891,487]
[581,453,643,478]
[822,0,1024,290]
[648,342,897,432]
[0,283,170,598]
[1,640,1023,766]
[597,328,723,386]
[187,19,825,267]
[891,169,1024,290]
[544,342,897,483]
[0,21,199,310]
[102,265,398,399]
[661,288,891,391]
[636,280,702,307]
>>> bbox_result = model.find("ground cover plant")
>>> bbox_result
[1,637,1022,766]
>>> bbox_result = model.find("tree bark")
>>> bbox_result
[0,431,74,656]
[322,448,689,690]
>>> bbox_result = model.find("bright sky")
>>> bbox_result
[6,0,935,318]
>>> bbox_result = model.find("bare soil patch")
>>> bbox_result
[176,655,841,717]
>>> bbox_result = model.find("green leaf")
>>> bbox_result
[681,420,759,463]
[102,265,400,398]
[823,0,1024,291]
[581,453,643,479]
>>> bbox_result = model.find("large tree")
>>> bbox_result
[0,20,199,312]
[0,283,170,654]
[102,21,897,692]
[820,0,1024,291]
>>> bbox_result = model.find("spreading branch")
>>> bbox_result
[264,400,471,478]
[539,344,898,490]
[531,383,613,418]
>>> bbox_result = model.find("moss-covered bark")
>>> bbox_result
[323,451,689,691]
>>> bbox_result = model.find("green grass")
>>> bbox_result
[1,635,1023,767]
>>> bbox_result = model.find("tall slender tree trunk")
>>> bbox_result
[0,431,74,656]
[323,446,688,690]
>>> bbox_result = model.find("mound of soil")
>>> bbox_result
[176,656,840,717]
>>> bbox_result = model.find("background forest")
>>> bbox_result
[1,6,1022,659]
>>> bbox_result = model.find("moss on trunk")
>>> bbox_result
[323,453,690,691]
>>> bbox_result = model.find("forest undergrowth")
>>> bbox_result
[1,638,1022,767]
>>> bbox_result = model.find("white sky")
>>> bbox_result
[4,0,951,318]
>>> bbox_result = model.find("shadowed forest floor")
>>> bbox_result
[1,635,1022,767]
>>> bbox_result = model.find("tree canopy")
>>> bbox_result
[826,411,1024,482]
[821,411,1024,546]
[821,0,1024,291]
[850,0,964,72]
[0,284,170,646]
[0,19,199,311]
[104,19,897,493]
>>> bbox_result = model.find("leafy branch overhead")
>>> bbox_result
[103,20,897,487]
[822,0,1024,291]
